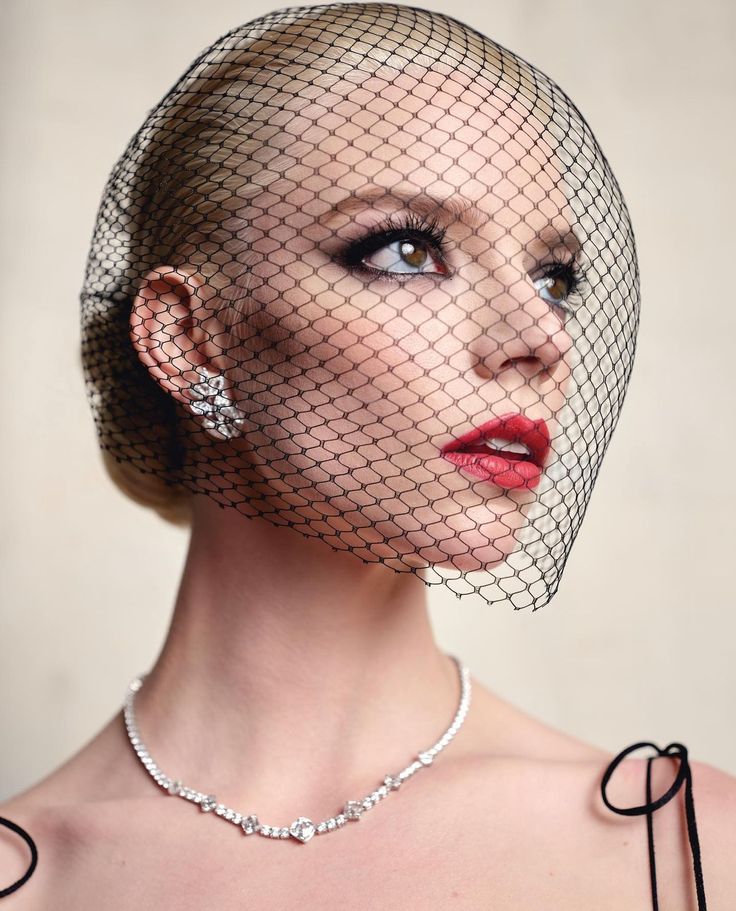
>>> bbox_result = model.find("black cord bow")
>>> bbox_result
[600,741,707,910]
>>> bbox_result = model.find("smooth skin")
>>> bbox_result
[2,54,735,911]
[1,498,734,908]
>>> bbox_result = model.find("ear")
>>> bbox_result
[129,264,225,408]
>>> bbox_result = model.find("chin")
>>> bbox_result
[378,534,522,576]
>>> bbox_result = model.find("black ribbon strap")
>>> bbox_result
[0,815,38,898]
[600,741,707,911]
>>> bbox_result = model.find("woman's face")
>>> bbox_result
[181,64,580,575]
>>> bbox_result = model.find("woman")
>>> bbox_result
[1,3,733,907]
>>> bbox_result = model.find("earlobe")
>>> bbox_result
[129,264,209,406]
[128,264,244,441]
[188,364,246,441]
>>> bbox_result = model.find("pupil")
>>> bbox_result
[400,241,427,268]
[549,276,567,300]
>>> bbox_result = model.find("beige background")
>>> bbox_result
[1,0,734,801]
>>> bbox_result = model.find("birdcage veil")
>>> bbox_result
[80,1,640,610]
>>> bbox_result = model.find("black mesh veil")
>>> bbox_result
[80,2,640,610]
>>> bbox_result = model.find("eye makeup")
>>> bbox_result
[334,209,589,312]
[334,210,451,283]
[532,252,589,314]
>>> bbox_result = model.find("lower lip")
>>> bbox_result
[441,414,550,492]
[441,448,544,491]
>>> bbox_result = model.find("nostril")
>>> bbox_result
[475,356,541,379]
[501,355,541,370]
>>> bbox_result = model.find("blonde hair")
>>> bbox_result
[101,450,193,526]
[81,3,559,524]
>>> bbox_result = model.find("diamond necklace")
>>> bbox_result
[122,654,472,844]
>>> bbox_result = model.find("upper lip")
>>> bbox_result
[440,413,551,466]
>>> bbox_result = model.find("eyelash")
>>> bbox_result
[338,211,587,313]
[534,252,588,314]
[337,211,451,282]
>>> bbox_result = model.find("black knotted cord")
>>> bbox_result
[0,815,38,898]
[600,741,707,911]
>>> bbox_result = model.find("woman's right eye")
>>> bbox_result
[359,237,448,277]
[337,212,452,282]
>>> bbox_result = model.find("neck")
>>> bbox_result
[132,494,466,817]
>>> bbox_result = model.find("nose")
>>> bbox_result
[464,294,574,385]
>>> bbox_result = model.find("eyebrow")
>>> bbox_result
[533,224,582,257]
[319,185,581,254]
[320,185,488,229]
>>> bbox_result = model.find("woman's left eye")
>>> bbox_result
[359,237,447,276]
[532,261,581,311]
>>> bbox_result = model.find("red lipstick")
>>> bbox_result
[440,413,551,491]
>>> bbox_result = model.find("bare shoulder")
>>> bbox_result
[0,794,60,909]
[554,751,735,910]
[0,790,159,911]
[436,725,736,910]
[592,750,736,904]
[0,716,130,906]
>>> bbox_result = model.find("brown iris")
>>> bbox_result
[399,241,428,268]
[545,275,570,301]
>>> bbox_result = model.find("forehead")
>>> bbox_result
[273,62,573,243]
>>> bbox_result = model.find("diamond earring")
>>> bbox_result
[187,365,245,441]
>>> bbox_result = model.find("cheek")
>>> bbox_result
[214,256,568,574]
[225,252,576,420]
[531,314,576,408]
